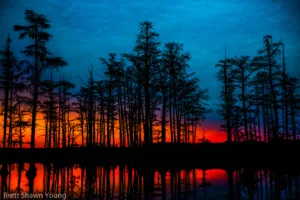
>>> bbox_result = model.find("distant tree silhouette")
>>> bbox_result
[216,49,235,142]
[0,34,23,148]
[84,66,96,148]
[40,70,59,148]
[254,61,269,141]
[0,34,14,148]
[216,35,299,142]
[59,78,75,148]
[0,11,217,148]
[100,55,120,147]
[14,93,31,148]
[74,88,88,147]
[95,81,106,146]
[256,35,282,140]
[231,56,257,141]
[124,21,161,145]
[286,76,299,140]
[161,42,189,143]
[280,42,289,140]
[156,48,169,143]
[13,9,67,148]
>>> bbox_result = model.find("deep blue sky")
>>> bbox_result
[1,0,300,123]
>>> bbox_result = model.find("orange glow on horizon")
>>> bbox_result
[0,111,226,148]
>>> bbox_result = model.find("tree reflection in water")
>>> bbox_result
[0,163,299,200]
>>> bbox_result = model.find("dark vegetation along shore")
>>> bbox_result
[0,8,300,167]
[1,141,300,171]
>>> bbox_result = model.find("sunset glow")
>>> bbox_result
[0,112,226,148]
[1,1,300,199]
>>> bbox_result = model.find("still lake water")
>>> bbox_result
[0,163,299,200]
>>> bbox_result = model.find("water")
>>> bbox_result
[0,163,299,199]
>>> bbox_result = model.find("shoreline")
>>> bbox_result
[0,141,300,170]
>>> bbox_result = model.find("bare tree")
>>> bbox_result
[14,9,67,148]
[216,49,235,142]
[0,34,17,148]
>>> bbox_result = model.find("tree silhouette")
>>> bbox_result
[215,35,299,142]
[0,35,12,148]
[100,55,119,147]
[3,9,298,150]
[231,56,257,141]
[286,76,300,140]
[13,9,67,148]
[256,35,282,140]
[0,34,18,148]
[160,42,191,143]
[59,78,75,148]
[216,49,235,142]
[124,21,161,145]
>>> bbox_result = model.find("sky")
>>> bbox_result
[1,0,300,138]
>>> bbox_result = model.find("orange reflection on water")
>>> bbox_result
[0,163,229,199]
[1,163,299,199]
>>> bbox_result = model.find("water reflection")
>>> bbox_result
[0,163,299,199]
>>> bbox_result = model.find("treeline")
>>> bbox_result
[216,37,300,142]
[1,10,299,148]
[0,9,210,148]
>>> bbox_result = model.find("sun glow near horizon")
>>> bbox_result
[0,111,226,148]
